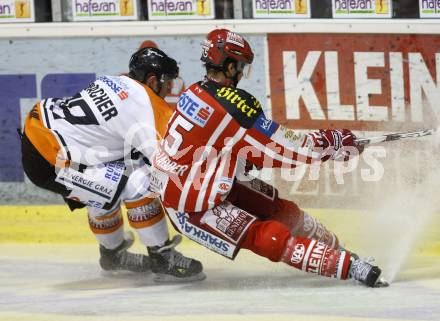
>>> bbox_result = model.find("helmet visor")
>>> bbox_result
[236,61,252,79]
[160,73,178,84]
[157,74,177,97]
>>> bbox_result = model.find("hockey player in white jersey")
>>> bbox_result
[21,47,205,282]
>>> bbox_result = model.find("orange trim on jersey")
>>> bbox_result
[139,82,174,139]
[124,196,155,209]
[128,211,165,229]
[23,102,62,166]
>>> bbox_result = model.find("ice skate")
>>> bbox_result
[349,256,389,288]
[147,235,206,283]
[99,231,151,273]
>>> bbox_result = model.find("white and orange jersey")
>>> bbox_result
[152,80,321,213]
[24,75,173,166]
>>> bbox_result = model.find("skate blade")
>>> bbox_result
[101,270,133,277]
[373,277,389,288]
[100,269,151,277]
[153,272,206,284]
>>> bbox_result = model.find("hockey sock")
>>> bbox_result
[88,206,125,250]
[241,220,351,280]
[125,197,169,247]
[259,197,339,250]
[291,211,339,249]
[280,236,351,280]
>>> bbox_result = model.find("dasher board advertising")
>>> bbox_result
[0,0,35,22]
[419,0,440,18]
[70,0,139,21]
[147,0,215,20]
[267,32,440,207]
[332,0,392,18]
[267,33,439,131]
[252,0,311,18]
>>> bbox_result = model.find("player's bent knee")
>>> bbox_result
[277,198,301,216]
[270,198,303,228]
[241,220,291,262]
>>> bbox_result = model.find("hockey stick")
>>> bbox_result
[355,129,436,146]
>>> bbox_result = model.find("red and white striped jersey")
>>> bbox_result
[152,80,321,213]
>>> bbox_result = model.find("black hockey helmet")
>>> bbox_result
[129,47,179,85]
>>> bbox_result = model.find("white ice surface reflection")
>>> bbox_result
[0,244,439,321]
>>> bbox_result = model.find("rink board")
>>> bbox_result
[1,205,439,256]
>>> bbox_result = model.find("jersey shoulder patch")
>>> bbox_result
[176,86,215,128]
[202,81,262,129]
[253,113,279,137]
[96,75,129,100]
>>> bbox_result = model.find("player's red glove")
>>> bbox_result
[310,129,362,162]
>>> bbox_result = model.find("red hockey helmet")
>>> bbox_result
[201,29,254,70]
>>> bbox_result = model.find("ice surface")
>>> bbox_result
[0,243,439,321]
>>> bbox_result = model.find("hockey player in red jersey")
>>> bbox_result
[21,47,204,283]
[152,29,387,287]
